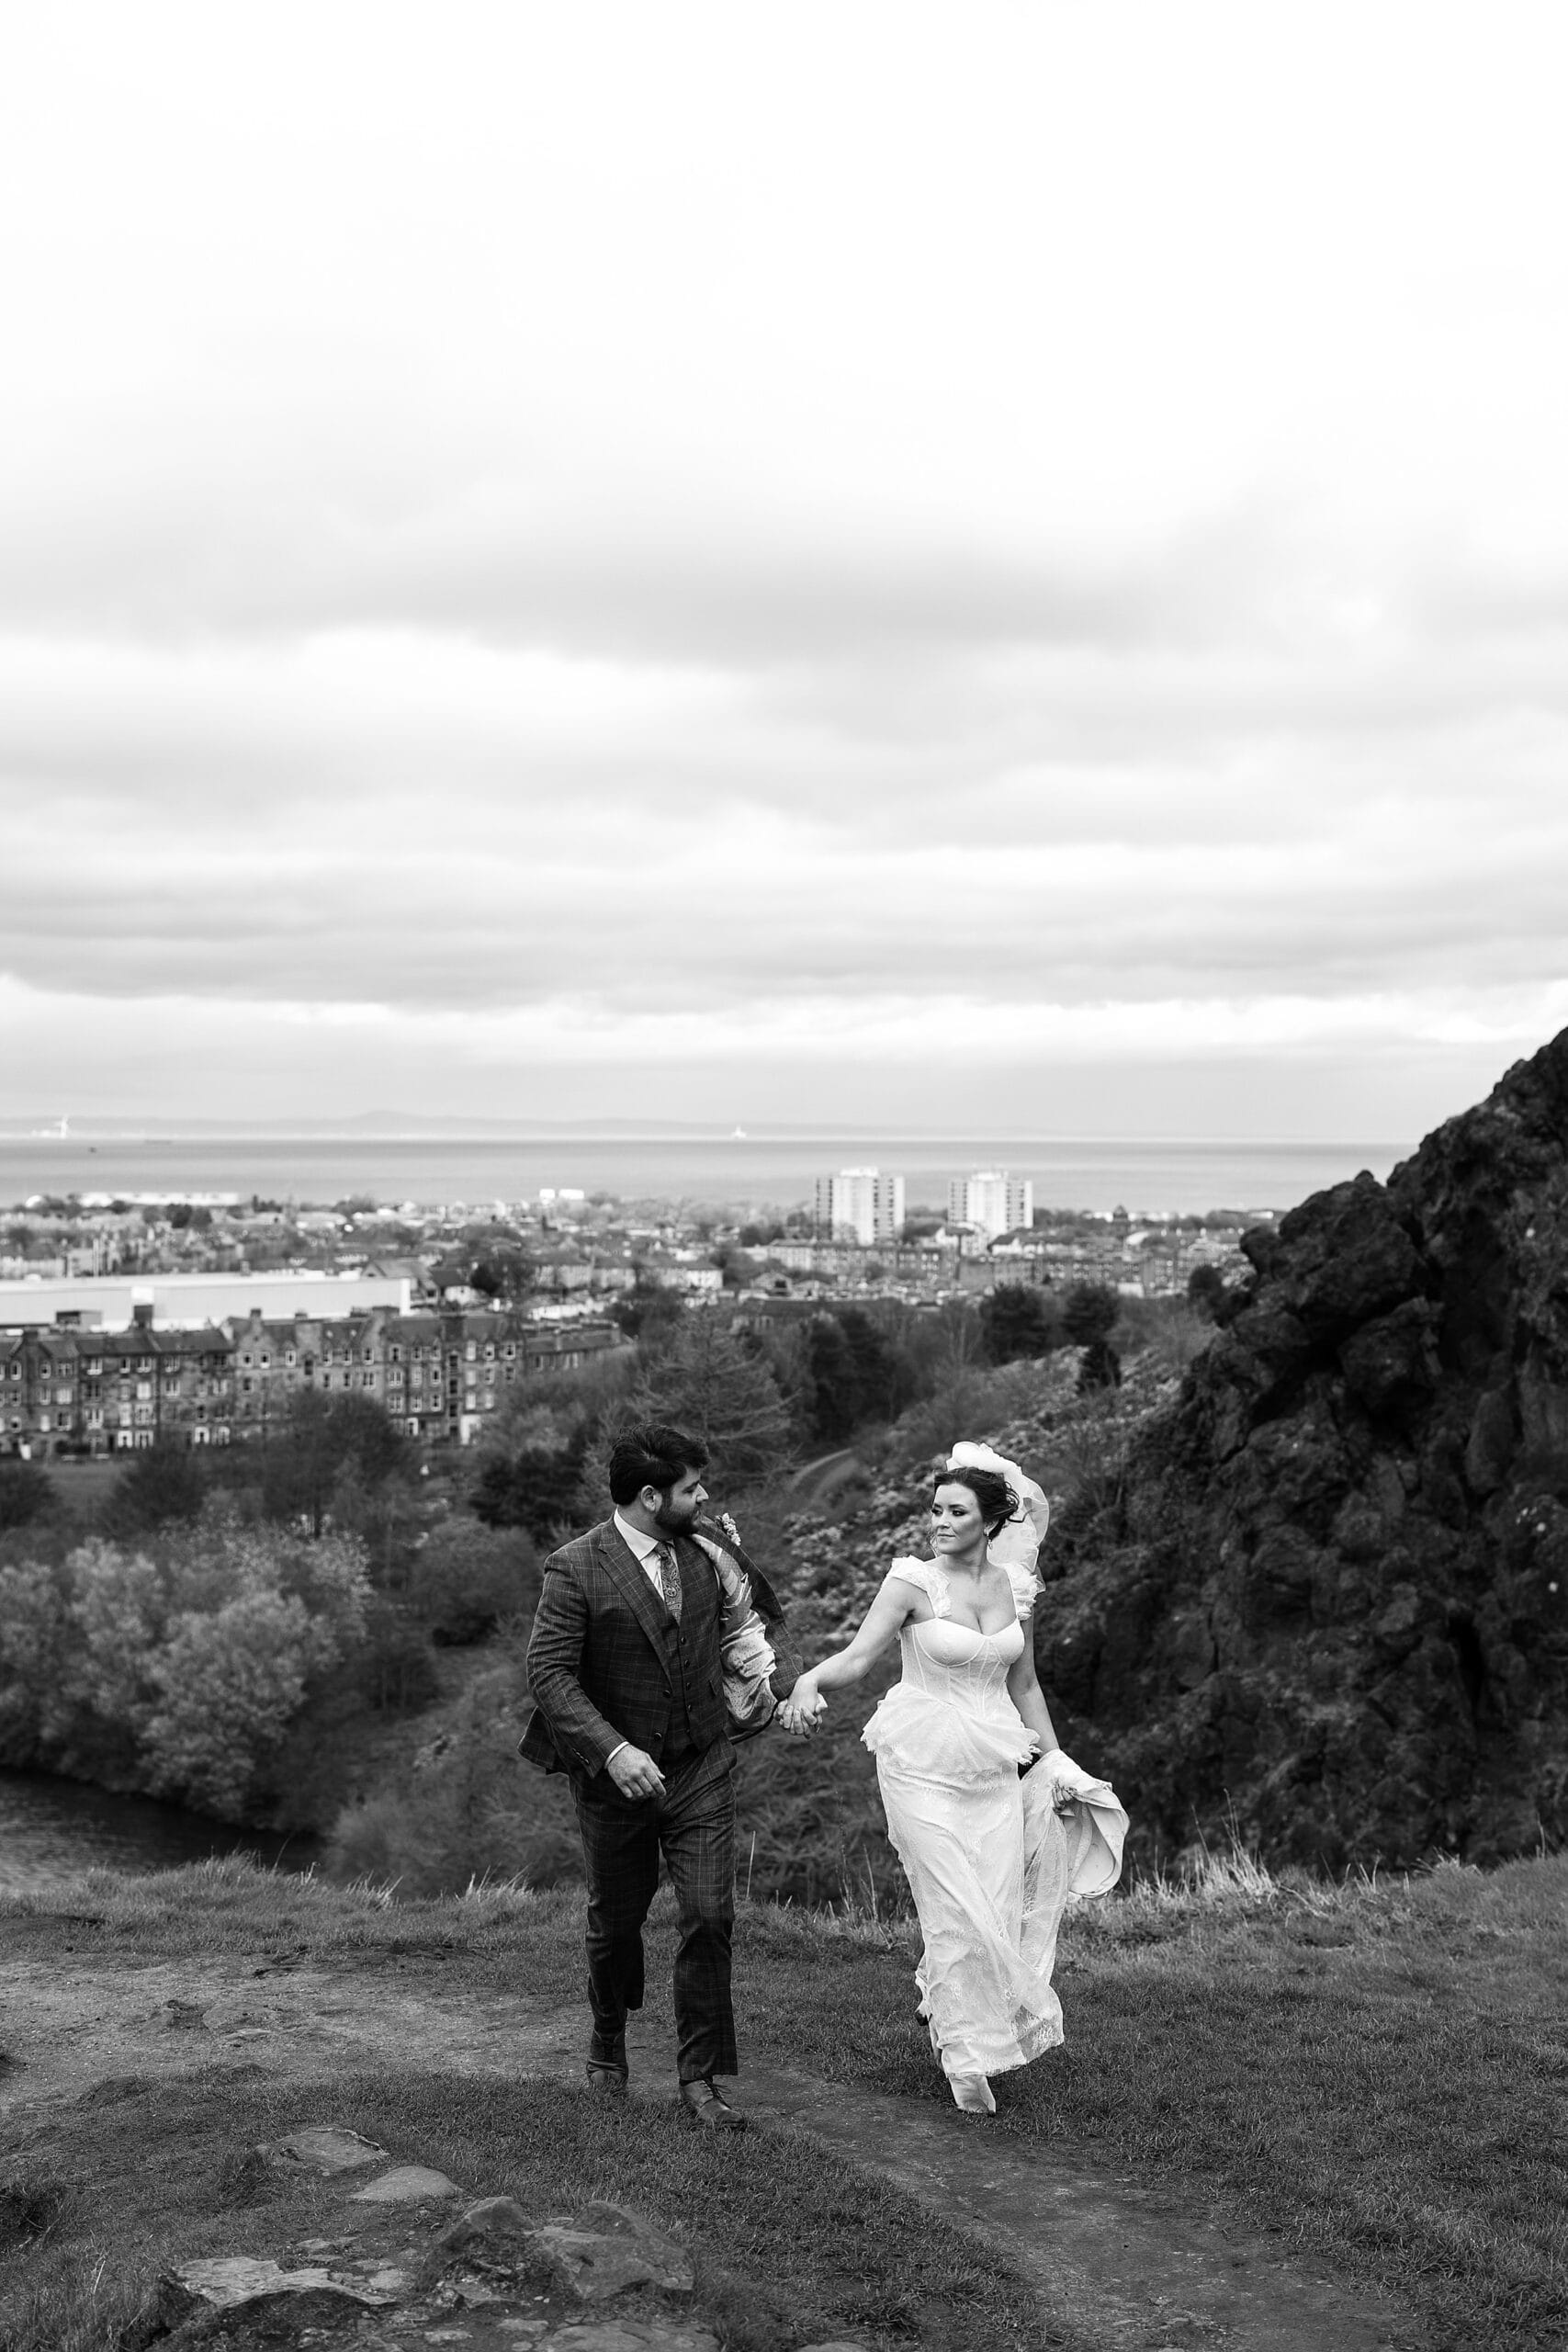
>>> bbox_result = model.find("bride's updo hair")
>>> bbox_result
[932,1464,1021,1538]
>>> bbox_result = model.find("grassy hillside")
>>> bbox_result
[3,1849,1563,2349]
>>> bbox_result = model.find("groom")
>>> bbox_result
[520,1422,800,2131]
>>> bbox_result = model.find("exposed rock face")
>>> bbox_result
[1039,1027,1568,1869]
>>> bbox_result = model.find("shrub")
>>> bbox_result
[321,1671,580,1895]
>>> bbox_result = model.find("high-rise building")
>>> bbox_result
[815,1167,906,1247]
[947,1170,1033,1240]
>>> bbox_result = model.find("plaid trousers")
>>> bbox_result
[571,1735,738,2082]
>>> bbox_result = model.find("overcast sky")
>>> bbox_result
[3,3,1566,1138]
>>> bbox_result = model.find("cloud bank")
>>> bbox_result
[3,4,1566,1136]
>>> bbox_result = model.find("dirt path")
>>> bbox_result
[1,1954,1429,2352]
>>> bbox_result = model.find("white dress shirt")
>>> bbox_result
[614,1508,677,1594]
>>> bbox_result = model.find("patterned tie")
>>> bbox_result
[653,1539,682,1620]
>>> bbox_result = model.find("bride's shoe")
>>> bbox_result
[949,2072,995,2115]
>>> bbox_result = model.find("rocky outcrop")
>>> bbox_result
[128,2132,720,2351]
[1038,1027,1568,1870]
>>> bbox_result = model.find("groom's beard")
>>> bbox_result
[654,1500,700,1538]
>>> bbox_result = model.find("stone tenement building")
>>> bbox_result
[0,1306,624,1457]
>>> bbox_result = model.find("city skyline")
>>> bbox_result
[3,6,1566,1142]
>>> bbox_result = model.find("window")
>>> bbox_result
[259,1352,270,1368]
[483,1341,495,1361]
[285,1349,297,1368]
[362,1348,374,1363]
[465,1340,477,1362]
[362,1372,375,1388]
[389,1345,402,1364]
[55,1411,70,1429]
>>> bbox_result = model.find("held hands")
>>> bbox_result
[606,1743,667,1801]
[777,1676,827,1738]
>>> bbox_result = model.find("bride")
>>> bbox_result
[780,1442,1126,2115]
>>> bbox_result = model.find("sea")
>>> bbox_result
[0,1133,1412,1218]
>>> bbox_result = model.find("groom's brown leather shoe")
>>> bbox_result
[679,2078,745,2132]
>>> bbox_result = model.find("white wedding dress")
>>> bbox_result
[863,1551,1124,2109]
[863,1556,1061,2104]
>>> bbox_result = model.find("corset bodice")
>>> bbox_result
[897,1613,1025,1707]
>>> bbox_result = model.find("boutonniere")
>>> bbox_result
[716,1510,741,1547]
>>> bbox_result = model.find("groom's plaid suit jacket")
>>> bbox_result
[519,1518,801,1783]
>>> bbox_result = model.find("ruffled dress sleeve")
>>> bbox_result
[1005,1561,1040,1620]
[886,1556,948,1613]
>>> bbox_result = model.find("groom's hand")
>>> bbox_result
[607,1744,666,1800]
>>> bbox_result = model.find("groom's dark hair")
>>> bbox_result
[608,1422,708,1507]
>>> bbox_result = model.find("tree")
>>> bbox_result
[469,1244,535,1306]
[610,1283,686,1344]
[0,1460,54,1532]
[799,1315,861,1444]
[141,1588,325,1815]
[624,1311,793,1485]
[405,1521,542,1643]
[1060,1281,1121,1347]
[106,1441,208,1537]
[0,1510,372,1815]
[472,1432,589,1543]
[979,1283,1061,1363]
[260,1392,410,1536]
[825,1305,913,1430]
